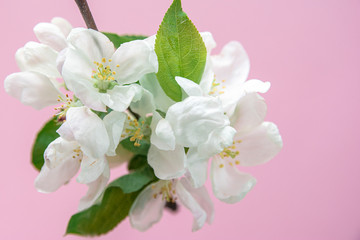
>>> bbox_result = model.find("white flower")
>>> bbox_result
[148,95,235,180]
[4,17,72,110]
[130,178,214,232]
[34,136,110,211]
[210,93,282,203]
[35,106,128,210]
[62,28,158,112]
[205,41,271,115]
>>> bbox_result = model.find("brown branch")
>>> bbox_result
[74,0,98,30]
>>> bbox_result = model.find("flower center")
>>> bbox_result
[218,139,242,168]
[54,94,76,122]
[92,58,119,93]
[122,115,151,147]
[72,147,83,162]
[209,76,226,96]
[152,180,177,203]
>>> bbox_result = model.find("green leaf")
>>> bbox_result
[120,137,150,156]
[128,155,148,171]
[66,187,138,236]
[155,0,207,102]
[109,166,156,193]
[102,32,147,49]
[31,118,60,170]
[66,167,156,236]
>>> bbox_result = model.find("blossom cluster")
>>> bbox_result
[4,16,282,232]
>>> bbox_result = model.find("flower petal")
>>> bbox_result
[67,28,114,62]
[234,122,283,166]
[34,138,81,193]
[201,32,216,54]
[211,155,256,204]
[175,76,203,97]
[197,126,236,158]
[230,93,267,134]
[185,148,209,188]
[148,144,186,180]
[15,41,60,79]
[179,178,214,225]
[176,179,207,231]
[211,41,250,114]
[139,73,175,113]
[77,155,107,184]
[166,96,229,147]
[130,88,156,117]
[111,39,158,85]
[33,22,67,52]
[103,111,127,156]
[130,182,165,232]
[62,47,106,111]
[51,17,72,37]
[211,41,249,88]
[78,162,110,211]
[150,111,175,151]
[4,72,61,110]
[101,84,142,112]
[243,79,271,93]
[62,106,109,158]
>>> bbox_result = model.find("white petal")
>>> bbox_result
[176,180,207,232]
[56,48,67,74]
[77,155,107,184]
[111,39,158,85]
[51,17,72,37]
[179,178,214,225]
[175,76,203,97]
[148,144,186,180]
[78,162,110,211]
[101,84,142,112]
[185,148,209,188]
[197,126,236,158]
[34,138,81,193]
[230,93,267,134]
[150,112,175,151]
[211,41,250,112]
[166,96,229,147]
[243,79,271,93]
[199,62,214,95]
[211,41,249,87]
[16,42,60,78]
[130,88,156,117]
[62,46,107,111]
[234,122,283,166]
[67,28,114,62]
[199,32,216,95]
[139,73,175,113]
[200,32,216,54]
[144,35,156,49]
[4,72,61,110]
[211,155,256,203]
[130,182,165,232]
[103,111,127,156]
[63,106,109,158]
[57,121,75,141]
[33,22,67,51]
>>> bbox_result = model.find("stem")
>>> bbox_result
[74,0,98,30]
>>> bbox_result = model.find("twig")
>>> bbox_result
[74,0,98,30]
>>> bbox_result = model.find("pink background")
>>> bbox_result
[1,0,360,239]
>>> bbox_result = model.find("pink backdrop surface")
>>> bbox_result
[1,0,360,239]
